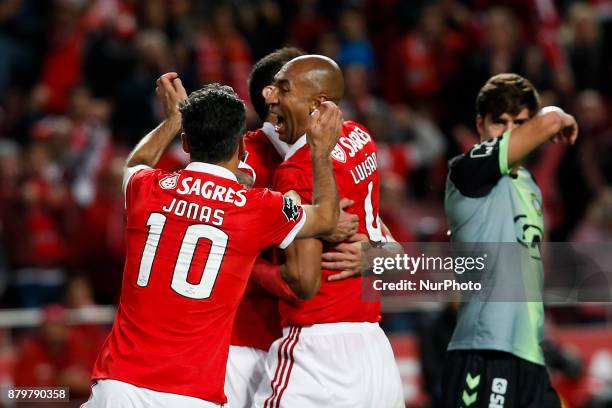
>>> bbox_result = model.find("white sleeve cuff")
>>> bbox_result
[123,164,151,203]
[278,209,307,249]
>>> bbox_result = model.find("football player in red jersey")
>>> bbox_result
[226,47,361,408]
[225,47,303,408]
[84,73,343,408]
[252,56,405,408]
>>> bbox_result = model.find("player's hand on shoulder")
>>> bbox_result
[307,101,343,157]
[156,72,188,121]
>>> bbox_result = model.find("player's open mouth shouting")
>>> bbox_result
[268,106,286,137]
[274,112,285,135]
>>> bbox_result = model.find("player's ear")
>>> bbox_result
[181,133,190,154]
[262,85,274,101]
[263,85,278,105]
[310,95,324,112]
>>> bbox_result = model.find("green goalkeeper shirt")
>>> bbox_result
[445,131,545,365]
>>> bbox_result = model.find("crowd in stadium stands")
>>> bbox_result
[0,0,610,403]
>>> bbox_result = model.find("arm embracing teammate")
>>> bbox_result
[253,55,405,408]
[84,73,341,408]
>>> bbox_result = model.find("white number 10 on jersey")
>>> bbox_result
[136,212,228,299]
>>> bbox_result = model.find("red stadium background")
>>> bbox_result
[0,0,610,406]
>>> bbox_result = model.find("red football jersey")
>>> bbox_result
[273,121,382,326]
[92,162,305,404]
[240,124,286,187]
[232,126,286,350]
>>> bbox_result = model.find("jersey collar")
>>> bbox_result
[284,134,307,161]
[185,162,238,182]
[262,122,290,157]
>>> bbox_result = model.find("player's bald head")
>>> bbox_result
[268,55,345,143]
[279,55,344,103]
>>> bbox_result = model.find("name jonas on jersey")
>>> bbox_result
[162,198,225,226]
[176,177,247,207]
[350,152,378,185]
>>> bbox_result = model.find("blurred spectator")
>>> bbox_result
[6,125,77,307]
[288,0,330,52]
[33,0,89,113]
[378,173,415,243]
[114,29,172,145]
[82,0,137,100]
[140,0,197,90]
[385,2,468,109]
[572,189,612,242]
[564,2,608,92]
[471,7,553,90]
[341,63,446,202]
[316,31,340,60]
[552,89,611,239]
[138,0,164,31]
[574,90,612,193]
[65,276,108,369]
[196,4,252,102]
[13,305,90,396]
[0,0,49,98]
[376,106,447,195]
[340,63,392,136]
[337,7,374,70]
[451,6,557,128]
[72,157,125,303]
[64,85,113,207]
[238,0,287,60]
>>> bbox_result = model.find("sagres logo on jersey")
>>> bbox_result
[159,174,179,190]
[282,192,301,222]
[331,144,347,163]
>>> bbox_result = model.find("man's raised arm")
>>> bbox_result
[125,72,188,170]
[295,101,342,238]
[506,107,578,168]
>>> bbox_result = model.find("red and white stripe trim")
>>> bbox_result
[264,326,301,408]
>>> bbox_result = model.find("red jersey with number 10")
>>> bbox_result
[273,121,382,326]
[92,162,305,404]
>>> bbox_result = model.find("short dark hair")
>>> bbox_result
[476,73,541,120]
[248,47,305,121]
[179,83,246,163]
